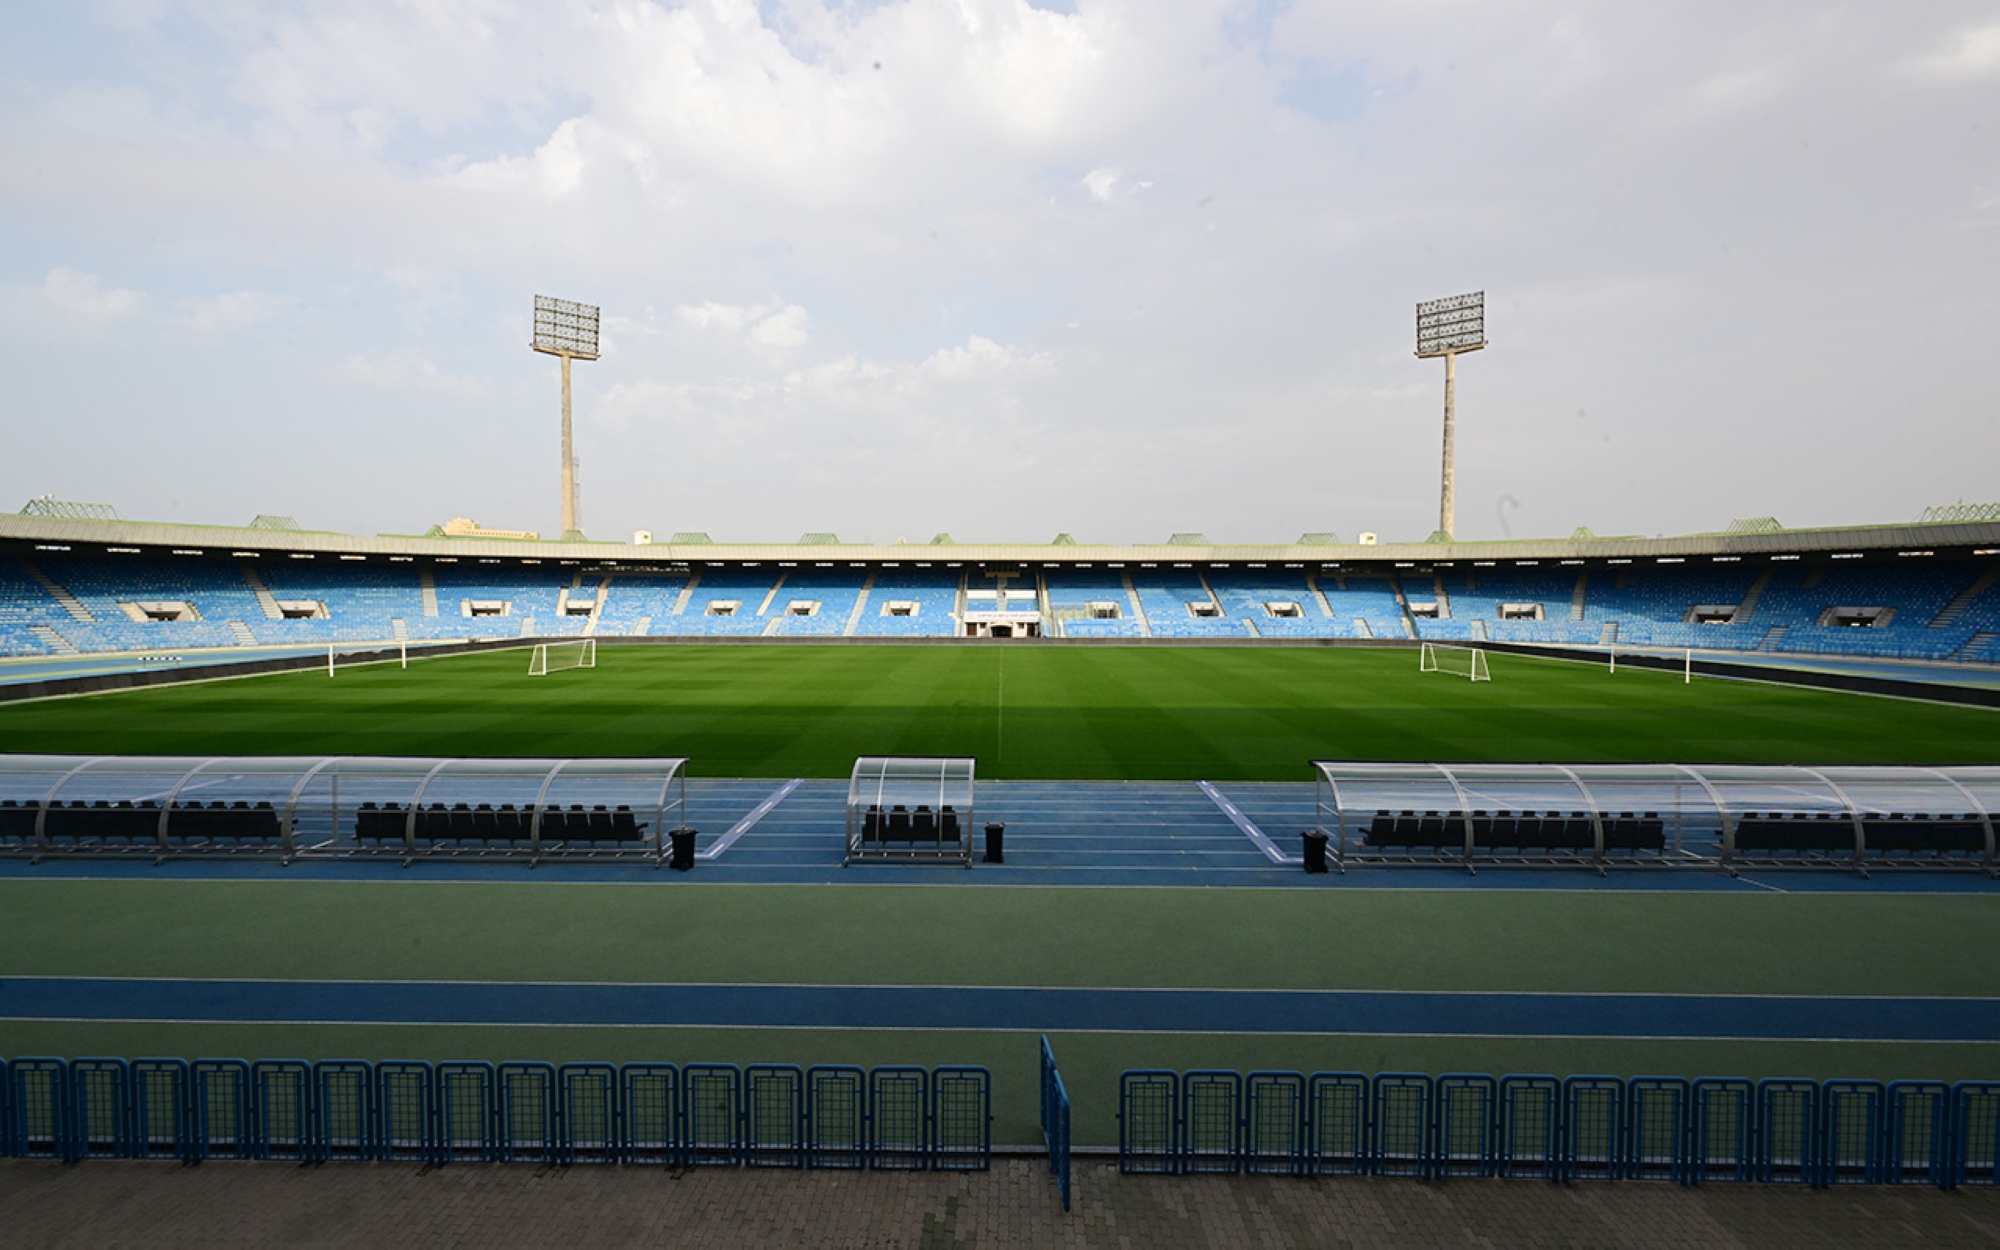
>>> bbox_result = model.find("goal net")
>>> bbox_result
[1419,642,1490,682]
[529,639,596,676]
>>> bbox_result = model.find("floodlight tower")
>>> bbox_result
[530,295,601,540]
[1415,291,1486,541]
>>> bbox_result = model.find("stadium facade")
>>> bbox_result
[2,509,1998,665]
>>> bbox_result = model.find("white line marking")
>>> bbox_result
[696,779,802,861]
[1198,781,1300,865]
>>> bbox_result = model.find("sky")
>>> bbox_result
[1,1,1996,547]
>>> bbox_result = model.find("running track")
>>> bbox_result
[4,977,1997,1042]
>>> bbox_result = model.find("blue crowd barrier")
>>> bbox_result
[619,1062,677,1166]
[1437,1075,1496,1179]
[497,1062,557,1163]
[745,1064,804,1168]
[558,1063,619,1166]
[1956,1081,2000,1187]
[1111,1067,1981,1191]
[1245,1071,1306,1176]
[1888,1080,1950,1186]
[1040,1036,1071,1212]
[1,1054,990,1173]
[806,1065,865,1170]
[193,1059,251,1162]
[251,1061,312,1161]
[315,1061,372,1161]
[1308,1073,1368,1177]
[932,1067,992,1172]
[868,1066,927,1170]
[439,1061,496,1164]
[133,1059,192,1162]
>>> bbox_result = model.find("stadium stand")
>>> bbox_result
[3,541,1999,667]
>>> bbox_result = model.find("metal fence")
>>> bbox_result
[1,1056,989,1170]
[1040,1036,1071,1211]
[1117,1070,2000,1190]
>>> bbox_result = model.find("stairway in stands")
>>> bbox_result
[1953,632,1997,662]
[227,621,258,646]
[842,571,877,637]
[1758,625,1789,652]
[28,625,80,655]
[21,561,94,623]
[240,562,283,619]
[1931,564,2000,629]
[1730,567,1774,624]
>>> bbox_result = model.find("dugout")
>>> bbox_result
[0,754,688,866]
[844,756,975,866]
[1312,760,1998,874]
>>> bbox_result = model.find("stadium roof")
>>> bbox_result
[4,510,1999,566]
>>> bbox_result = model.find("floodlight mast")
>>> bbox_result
[1415,291,1486,541]
[530,295,601,540]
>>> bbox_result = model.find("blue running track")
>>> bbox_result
[3,977,1996,1041]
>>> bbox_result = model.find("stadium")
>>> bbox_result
[6,4,2000,1244]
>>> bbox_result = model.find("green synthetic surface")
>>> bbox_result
[6,880,2000,1146]
[4,881,1998,998]
[0,643,1995,776]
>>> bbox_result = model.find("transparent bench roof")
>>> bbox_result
[1312,761,2000,821]
[848,757,975,812]
[0,755,687,812]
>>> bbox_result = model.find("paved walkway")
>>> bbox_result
[5,1158,1999,1247]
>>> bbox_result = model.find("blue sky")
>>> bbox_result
[2,2,1997,545]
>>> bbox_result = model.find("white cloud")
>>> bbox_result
[339,350,488,399]
[749,304,811,351]
[174,290,293,335]
[38,268,148,324]
[1082,167,1121,202]
[1914,22,2000,80]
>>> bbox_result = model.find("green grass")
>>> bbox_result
[0,643,1994,776]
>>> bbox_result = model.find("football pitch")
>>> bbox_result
[2,642,1998,1148]
[0,641,1995,774]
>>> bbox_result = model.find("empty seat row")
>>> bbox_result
[1362,810,1666,853]
[860,803,961,843]
[352,801,648,844]
[0,797,280,842]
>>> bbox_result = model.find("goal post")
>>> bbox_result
[1418,641,1490,682]
[529,638,596,676]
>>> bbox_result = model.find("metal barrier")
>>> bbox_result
[745,1064,804,1168]
[72,1058,128,1160]
[251,1061,312,1161]
[805,1065,865,1170]
[1888,1081,1950,1186]
[1245,1071,1306,1176]
[1308,1073,1369,1177]
[1040,1036,1071,1212]
[0,1055,988,1172]
[558,1063,619,1165]
[1496,1076,1559,1179]
[932,1067,993,1172]
[1628,1078,1688,1183]
[497,1062,557,1164]
[869,1066,928,1170]
[1436,1075,1496,1179]
[439,1062,496,1164]
[620,1063,678,1166]
[1111,1067,1977,1191]
[1691,1077,1753,1183]
[1372,1074,1431,1178]
[315,1061,373,1161]
[1956,1082,2000,1187]
[194,1059,252,1162]
[133,1059,192,1162]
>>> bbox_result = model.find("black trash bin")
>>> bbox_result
[983,821,1005,864]
[669,827,698,872]
[1301,829,1329,874]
